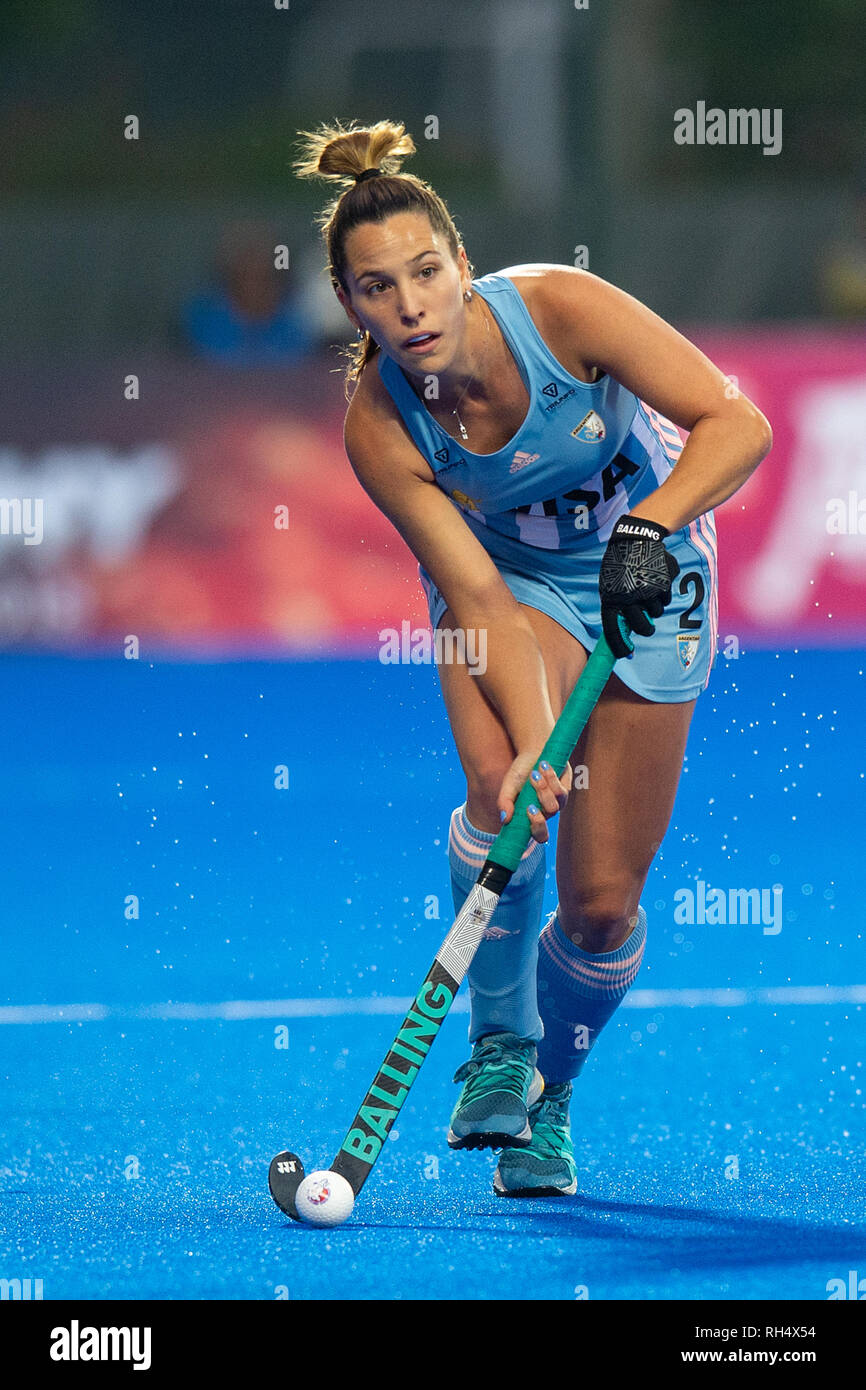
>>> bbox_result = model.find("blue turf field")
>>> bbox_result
[1,648,864,1300]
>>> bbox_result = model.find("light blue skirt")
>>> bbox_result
[418,513,719,703]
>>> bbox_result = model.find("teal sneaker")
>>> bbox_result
[493,1081,578,1196]
[447,1032,544,1150]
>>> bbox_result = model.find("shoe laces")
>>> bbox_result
[452,1035,535,1101]
[524,1085,572,1158]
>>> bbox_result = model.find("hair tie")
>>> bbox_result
[355,167,382,184]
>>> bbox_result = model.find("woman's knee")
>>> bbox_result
[464,765,512,835]
[557,878,644,953]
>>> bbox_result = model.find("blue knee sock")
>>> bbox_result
[535,904,647,1083]
[448,803,546,1044]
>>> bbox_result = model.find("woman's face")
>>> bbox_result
[339,211,471,372]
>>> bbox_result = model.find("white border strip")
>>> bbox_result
[0,985,863,1026]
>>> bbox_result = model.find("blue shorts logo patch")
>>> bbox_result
[677,632,701,669]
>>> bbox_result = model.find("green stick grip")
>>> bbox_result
[487,628,629,873]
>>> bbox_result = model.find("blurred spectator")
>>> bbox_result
[818,165,866,321]
[181,221,315,364]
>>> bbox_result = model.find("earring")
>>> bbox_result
[356,327,364,340]
[464,290,472,301]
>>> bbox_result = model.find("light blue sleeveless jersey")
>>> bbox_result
[376,269,719,701]
[376,271,684,556]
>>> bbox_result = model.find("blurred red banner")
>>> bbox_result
[692,328,866,645]
[0,333,864,655]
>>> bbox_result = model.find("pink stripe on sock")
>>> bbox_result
[450,817,488,870]
[450,806,537,870]
[538,923,645,996]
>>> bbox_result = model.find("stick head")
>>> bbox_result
[268,1150,306,1220]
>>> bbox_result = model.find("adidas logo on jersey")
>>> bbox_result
[509,450,540,473]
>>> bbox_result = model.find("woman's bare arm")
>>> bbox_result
[344,371,557,754]
[523,265,773,531]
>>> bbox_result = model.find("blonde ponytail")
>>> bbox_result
[295,119,472,392]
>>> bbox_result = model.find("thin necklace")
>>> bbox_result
[449,300,491,440]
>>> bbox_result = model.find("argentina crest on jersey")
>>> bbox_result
[677,631,701,670]
[571,410,606,443]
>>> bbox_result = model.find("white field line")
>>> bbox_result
[0,985,864,1026]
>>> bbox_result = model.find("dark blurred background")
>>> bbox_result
[0,0,863,650]
[2,0,865,348]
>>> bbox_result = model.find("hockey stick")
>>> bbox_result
[268,624,631,1218]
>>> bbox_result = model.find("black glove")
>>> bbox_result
[600,515,680,659]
